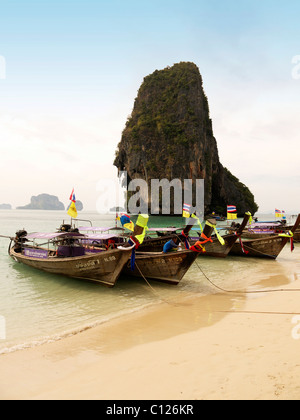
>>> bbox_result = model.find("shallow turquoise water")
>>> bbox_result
[0,210,299,353]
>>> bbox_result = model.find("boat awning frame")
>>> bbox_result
[25,232,86,240]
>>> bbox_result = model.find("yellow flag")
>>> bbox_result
[124,222,134,231]
[68,201,78,219]
[182,204,191,218]
[227,213,237,220]
[135,214,149,245]
[136,214,149,229]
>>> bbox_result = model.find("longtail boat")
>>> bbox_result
[188,213,250,258]
[138,213,250,258]
[120,217,216,285]
[240,220,300,242]
[229,214,300,258]
[80,226,185,253]
[8,229,133,287]
[121,249,199,285]
[137,228,188,252]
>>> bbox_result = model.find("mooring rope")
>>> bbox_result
[211,309,300,316]
[135,258,300,316]
[194,259,300,294]
[135,261,183,306]
[133,230,300,318]
[173,231,300,293]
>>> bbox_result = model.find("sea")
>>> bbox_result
[0,210,300,354]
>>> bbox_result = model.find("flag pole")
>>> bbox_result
[67,188,78,221]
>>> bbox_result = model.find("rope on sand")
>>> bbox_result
[136,260,300,316]
[133,250,300,316]
[194,259,300,295]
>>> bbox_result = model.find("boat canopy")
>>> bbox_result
[147,227,180,232]
[84,233,121,240]
[249,222,282,228]
[79,226,125,232]
[25,232,85,240]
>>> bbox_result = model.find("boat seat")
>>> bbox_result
[57,245,85,257]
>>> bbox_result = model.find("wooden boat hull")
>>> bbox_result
[231,214,300,258]
[294,231,300,242]
[274,228,300,243]
[10,246,132,287]
[241,229,300,242]
[189,233,238,258]
[139,232,245,258]
[140,214,250,258]
[140,233,236,257]
[240,223,300,242]
[139,234,179,252]
[122,250,198,285]
[230,235,291,259]
[240,231,275,239]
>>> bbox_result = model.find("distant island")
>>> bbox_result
[17,194,65,210]
[0,204,12,210]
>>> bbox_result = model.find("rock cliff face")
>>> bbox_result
[114,62,258,215]
[17,194,65,210]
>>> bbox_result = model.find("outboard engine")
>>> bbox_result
[70,228,79,233]
[15,229,27,241]
[14,229,28,251]
[58,224,72,232]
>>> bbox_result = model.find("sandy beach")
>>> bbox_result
[1,270,300,401]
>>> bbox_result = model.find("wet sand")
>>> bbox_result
[1,270,300,400]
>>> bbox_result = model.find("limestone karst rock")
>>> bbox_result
[114,62,258,215]
[17,194,65,210]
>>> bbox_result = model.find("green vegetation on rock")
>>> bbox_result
[114,62,258,215]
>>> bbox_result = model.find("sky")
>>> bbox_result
[0,0,299,213]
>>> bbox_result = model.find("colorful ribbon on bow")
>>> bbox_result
[190,233,213,253]
[279,231,294,251]
[191,213,203,233]
[245,211,253,226]
[128,214,149,270]
[205,220,225,246]
[238,236,249,254]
